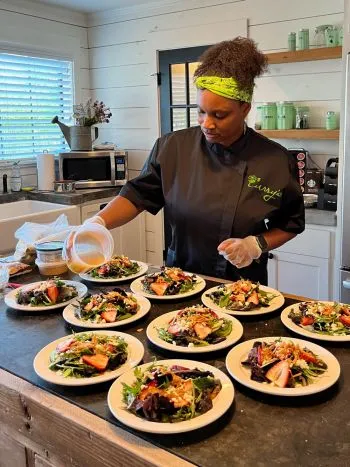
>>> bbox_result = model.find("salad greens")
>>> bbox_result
[157,305,233,347]
[207,279,276,311]
[49,332,128,378]
[288,301,350,336]
[16,278,77,307]
[122,363,222,422]
[141,267,198,296]
[74,287,138,324]
[242,339,327,388]
[88,255,140,279]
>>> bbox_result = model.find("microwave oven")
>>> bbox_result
[58,150,128,188]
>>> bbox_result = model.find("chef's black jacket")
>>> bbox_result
[120,126,305,284]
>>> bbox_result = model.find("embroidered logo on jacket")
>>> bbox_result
[247,175,282,202]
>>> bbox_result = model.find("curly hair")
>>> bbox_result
[194,37,268,95]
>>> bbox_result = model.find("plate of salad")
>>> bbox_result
[281,301,350,341]
[63,288,151,328]
[225,337,340,396]
[130,267,206,300]
[146,305,243,353]
[33,330,144,386]
[202,279,284,316]
[79,256,148,283]
[107,359,234,433]
[5,278,87,311]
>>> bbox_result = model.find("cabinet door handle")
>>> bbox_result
[268,253,274,259]
[343,279,350,289]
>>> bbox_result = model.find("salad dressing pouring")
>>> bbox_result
[63,224,114,274]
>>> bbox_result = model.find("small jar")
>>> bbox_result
[260,102,277,130]
[295,106,310,129]
[36,241,64,263]
[325,111,338,130]
[297,29,309,50]
[277,102,295,130]
[288,32,296,51]
[325,26,336,47]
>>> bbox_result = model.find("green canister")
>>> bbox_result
[277,102,295,129]
[297,29,309,50]
[288,32,296,51]
[326,111,337,130]
[261,102,277,130]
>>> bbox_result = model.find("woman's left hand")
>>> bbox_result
[217,236,262,268]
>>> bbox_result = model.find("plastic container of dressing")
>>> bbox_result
[62,223,114,274]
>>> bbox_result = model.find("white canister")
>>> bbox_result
[37,151,55,191]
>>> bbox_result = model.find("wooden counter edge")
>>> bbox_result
[0,368,194,467]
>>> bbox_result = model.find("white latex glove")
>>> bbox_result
[217,236,262,269]
[83,215,106,227]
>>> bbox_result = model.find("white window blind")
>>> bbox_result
[0,52,73,160]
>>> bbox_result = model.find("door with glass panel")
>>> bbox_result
[159,46,209,136]
[159,46,210,260]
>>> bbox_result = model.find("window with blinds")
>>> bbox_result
[0,52,73,160]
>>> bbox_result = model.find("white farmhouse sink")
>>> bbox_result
[0,200,80,255]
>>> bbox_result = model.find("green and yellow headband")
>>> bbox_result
[194,76,252,103]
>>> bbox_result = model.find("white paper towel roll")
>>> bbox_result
[37,152,55,191]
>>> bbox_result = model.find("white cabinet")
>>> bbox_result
[267,226,336,300]
[80,198,146,262]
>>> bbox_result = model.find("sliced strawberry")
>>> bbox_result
[150,281,169,296]
[247,291,259,305]
[82,354,109,371]
[300,351,318,364]
[56,338,74,353]
[340,315,350,327]
[265,361,290,388]
[300,316,315,326]
[47,286,59,304]
[101,310,117,322]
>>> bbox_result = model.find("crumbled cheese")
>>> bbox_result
[172,341,177,346]
[188,343,194,347]
[295,359,308,369]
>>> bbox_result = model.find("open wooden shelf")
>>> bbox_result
[256,129,340,140]
[265,46,342,64]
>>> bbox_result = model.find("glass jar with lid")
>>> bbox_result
[314,25,332,47]
[254,106,262,130]
[260,102,277,130]
[277,102,295,130]
[295,106,310,129]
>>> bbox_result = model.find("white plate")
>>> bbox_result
[79,261,148,283]
[107,359,234,434]
[281,301,350,342]
[201,284,284,316]
[5,280,87,311]
[62,293,151,329]
[130,273,206,300]
[146,308,243,353]
[225,336,340,396]
[33,330,144,386]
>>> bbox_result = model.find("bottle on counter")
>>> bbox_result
[10,162,22,192]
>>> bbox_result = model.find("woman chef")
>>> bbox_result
[89,37,304,284]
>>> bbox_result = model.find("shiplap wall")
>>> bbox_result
[87,0,344,264]
[0,0,89,190]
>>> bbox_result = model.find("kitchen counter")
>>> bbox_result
[1,270,349,467]
[0,190,338,227]
[0,187,122,206]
